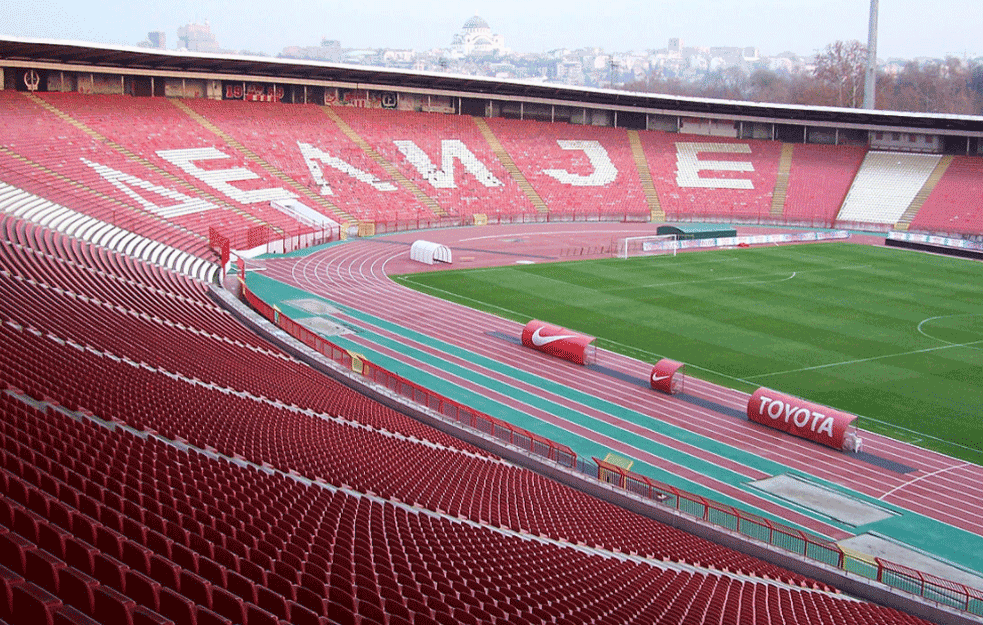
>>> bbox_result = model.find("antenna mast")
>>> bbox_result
[864,0,879,109]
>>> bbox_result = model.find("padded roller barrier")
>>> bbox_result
[650,358,685,394]
[747,388,862,452]
[521,320,596,366]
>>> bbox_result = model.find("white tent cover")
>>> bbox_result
[410,240,452,265]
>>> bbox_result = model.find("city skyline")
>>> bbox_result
[1,0,980,61]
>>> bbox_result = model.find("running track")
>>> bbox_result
[249,224,983,571]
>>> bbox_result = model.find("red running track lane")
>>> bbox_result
[253,224,983,540]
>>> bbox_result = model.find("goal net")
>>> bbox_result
[616,234,678,259]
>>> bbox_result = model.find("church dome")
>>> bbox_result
[462,16,490,31]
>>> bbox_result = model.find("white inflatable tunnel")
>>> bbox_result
[410,240,452,265]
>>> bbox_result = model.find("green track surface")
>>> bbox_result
[393,242,983,465]
[246,258,983,576]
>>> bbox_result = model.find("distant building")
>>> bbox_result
[177,21,221,53]
[147,32,166,50]
[449,16,507,58]
[668,38,682,55]
[281,39,343,62]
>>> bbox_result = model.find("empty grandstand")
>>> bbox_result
[2,35,983,625]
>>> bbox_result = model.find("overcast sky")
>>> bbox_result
[1,0,978,60]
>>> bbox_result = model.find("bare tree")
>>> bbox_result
[879,57,983,115]
[814,40,868,107]
[622,45,983,115]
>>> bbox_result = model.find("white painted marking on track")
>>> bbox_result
[878,462,973,501]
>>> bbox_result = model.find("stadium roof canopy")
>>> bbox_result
[2,35,982,135]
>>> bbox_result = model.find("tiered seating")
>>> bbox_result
[0,213,937,622]
[34,93,316,237]
[639,131,783,219]
[182,99,431,223]
[836,151,943,225]
[909,155,983,235]
[483,117,648,217]
[0,219,481,455]
[783,144,867,224]
[0,92,212,259]
[1,181,217,283]
[7,90,983,238]
[2,218,830,573]
[0,314,825,584]
[333,108,536,218]
[0,393,929,625]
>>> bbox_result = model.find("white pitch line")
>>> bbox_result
[878,462,973,501]
[392,276,528,320]
[917,313,983,352]
[606,264,870,292]
[740,272,796,285]
[747,338,983,380]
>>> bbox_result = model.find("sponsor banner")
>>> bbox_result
[324,88,397,109]
[650,359,684,394]
[643,230,849,253]
[521,320,595,366]
[888,231,983,252]
[225,83,284,102]
[747,388,858,451]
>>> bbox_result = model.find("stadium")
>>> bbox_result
[1,33,983,625]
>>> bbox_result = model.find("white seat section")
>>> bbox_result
[10,197,48,220]
[90,223,119,247]
[0,181,217,283]
[837,152,942,224]
[60,212,93,237]
[32,203,68,227]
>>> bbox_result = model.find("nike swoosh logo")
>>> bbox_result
[531,327,579,347]
[651,375,672,382]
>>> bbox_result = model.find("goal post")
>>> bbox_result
[616,234,678,259]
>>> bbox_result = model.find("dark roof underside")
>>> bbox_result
[2,37,982,133]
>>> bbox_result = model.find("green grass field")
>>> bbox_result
[394,242,983,464]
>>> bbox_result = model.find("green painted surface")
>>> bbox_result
[247,265,983,575]
[395,242,983,465]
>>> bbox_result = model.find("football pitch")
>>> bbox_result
[394,241,983,464]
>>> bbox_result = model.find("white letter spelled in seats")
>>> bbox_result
[393,139,502,189]
[675,143,754,189]
[82,158,216,218]
[297,141,397,196]
[542,140,617,186]
[157,147,295,204]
